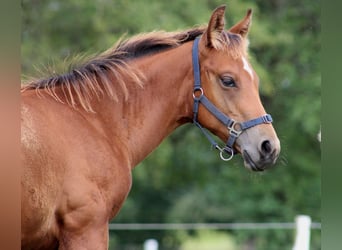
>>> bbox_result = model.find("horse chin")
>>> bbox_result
[242,150,267,172]
[231,144,265,171]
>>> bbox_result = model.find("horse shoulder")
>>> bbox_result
[21,92,133,247]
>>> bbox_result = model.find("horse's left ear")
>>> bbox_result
[203,5,226,49]
[229,9,253,38]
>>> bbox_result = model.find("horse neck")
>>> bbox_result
[96,42,194,168]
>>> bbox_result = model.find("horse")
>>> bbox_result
[21,5,280,249]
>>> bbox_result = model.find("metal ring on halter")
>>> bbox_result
[192,87,204,100]
[216,145,234,161]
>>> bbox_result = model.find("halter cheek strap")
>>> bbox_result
[192,37,273,161]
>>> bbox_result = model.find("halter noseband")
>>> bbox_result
[192,37,273,161]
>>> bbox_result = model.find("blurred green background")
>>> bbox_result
[21,0,320,249]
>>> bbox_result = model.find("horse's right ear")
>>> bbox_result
[202,5,226,49]
[229,9,252,38]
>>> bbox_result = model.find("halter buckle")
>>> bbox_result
[228,121,243,137]
[262,114,272,124]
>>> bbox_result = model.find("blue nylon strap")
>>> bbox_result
[199,96,234,126]
[192,37,201,89]
[240,114,273,130]
[193,99,200,122]
[226,133,238,148]
[194,121,219,149]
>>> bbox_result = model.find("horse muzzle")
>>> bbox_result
[240,136,280,171]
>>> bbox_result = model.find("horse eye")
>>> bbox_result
[221,77,236,88]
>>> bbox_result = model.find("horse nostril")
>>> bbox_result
[261,140,272,155]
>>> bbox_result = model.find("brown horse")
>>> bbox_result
[21,5,280,250]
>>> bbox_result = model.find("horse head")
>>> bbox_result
[193,5,280,171]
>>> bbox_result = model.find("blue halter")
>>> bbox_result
[192,37,273,161]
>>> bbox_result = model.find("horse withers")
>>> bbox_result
[21,5,280,249]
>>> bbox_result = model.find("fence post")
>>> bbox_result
[144,239,158,250]
[292,215,311,250]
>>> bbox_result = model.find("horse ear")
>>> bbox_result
[229,9,253,38]
[203,5,226,49]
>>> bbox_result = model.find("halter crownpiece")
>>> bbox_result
[191,37,273,161]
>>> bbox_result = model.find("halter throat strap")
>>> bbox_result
[191,37,273,161]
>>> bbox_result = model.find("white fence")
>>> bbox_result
[109,215,321,250]
[109,221,321,231]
